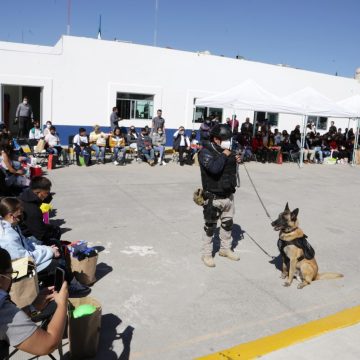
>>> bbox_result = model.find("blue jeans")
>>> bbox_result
[313,146,323,162]
[153,145,164,161]
[140,147,155,162]
[113,147,126,162]
[91,144,105,160]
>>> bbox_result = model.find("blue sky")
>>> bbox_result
[1,0,359,78]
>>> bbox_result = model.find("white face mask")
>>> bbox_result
[220,140,231,150]
[23,100,28,104]
[46,124,51,128]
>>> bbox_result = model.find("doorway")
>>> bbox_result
[1,85,42,135]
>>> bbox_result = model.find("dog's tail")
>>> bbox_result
[316,272,344,281]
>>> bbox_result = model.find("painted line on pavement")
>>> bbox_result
[196,304,360,360]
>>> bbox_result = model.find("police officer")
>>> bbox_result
[198,124,241,267]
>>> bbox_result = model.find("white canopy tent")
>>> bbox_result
[337,94,360,166]
[195,80,356,167]
[284,88,356,167]
[195,79,302,115]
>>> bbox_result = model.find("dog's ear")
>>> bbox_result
[291,208,299,220]
[284,202,290,212]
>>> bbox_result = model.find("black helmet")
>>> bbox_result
[210,124,232,140]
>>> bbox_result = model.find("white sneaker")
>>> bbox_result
[162,161,167,166]
[113,160,119,165]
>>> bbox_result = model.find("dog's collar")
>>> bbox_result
[281,227,298,234]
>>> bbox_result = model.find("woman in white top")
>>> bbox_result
[42,121,52,138]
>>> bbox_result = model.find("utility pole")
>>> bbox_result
[67,0,71,35]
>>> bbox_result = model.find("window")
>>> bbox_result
[193,99,223,123]
[307,116,328,130]
[116,93,154,120]
[254,112,279,127]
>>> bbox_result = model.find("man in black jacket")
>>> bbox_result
[198,124,241,267]
[19,177,61,245]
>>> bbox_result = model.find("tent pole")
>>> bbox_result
[352,117,360,166]
[299,115,307,168]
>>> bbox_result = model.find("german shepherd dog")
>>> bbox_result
[271,203,343,289]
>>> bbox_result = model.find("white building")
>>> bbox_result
[1,35,359,144]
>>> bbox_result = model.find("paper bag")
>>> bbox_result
[68,297,102,359]
[10,261,39,309]
[355,149,360,165]
[35,139,46,152]
[70,254,98,286]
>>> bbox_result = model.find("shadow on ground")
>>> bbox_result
[95,262,113,282]
[212,223,245,255]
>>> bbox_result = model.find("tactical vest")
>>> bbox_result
[200,143,237,197]
[277,235,315,262]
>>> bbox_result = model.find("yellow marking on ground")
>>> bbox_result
[196,304,360,360]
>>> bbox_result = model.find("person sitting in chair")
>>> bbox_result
[89,125,108,164]
[73,128,92,166]
[0,197,59,274]
[44,126,66,165]
[19,177,62,246]
[109,127,126,166]
[137,128,155,166]
[151,127,167,166]
[44,126,62,156]
[0,247,68,358]
[28,121,44,147]
[173,126,192,166]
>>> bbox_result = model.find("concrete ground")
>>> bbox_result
[12,159,360,359]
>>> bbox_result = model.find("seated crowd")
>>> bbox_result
[223,118,356,164]
[0,176,88,358]
[0,113,356,189]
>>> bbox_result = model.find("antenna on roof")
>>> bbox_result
[153,0,159,46]
[97,15,102,39]
[67,0,71,35]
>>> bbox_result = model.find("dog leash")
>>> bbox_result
[245,230,275,259]
[243,163,273,222]
[241,163,275,259]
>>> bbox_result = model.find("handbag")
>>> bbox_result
[68,297,102,359]
[35,139,46,152]
[10,259,39,309]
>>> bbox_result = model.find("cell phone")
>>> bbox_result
[54,267,65,292]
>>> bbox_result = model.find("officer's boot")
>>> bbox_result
[219,249,240,261]
[201,255,216,268]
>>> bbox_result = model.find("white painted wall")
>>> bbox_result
[1,35,360,133]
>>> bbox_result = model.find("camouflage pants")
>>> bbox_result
[201,194,234,256]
